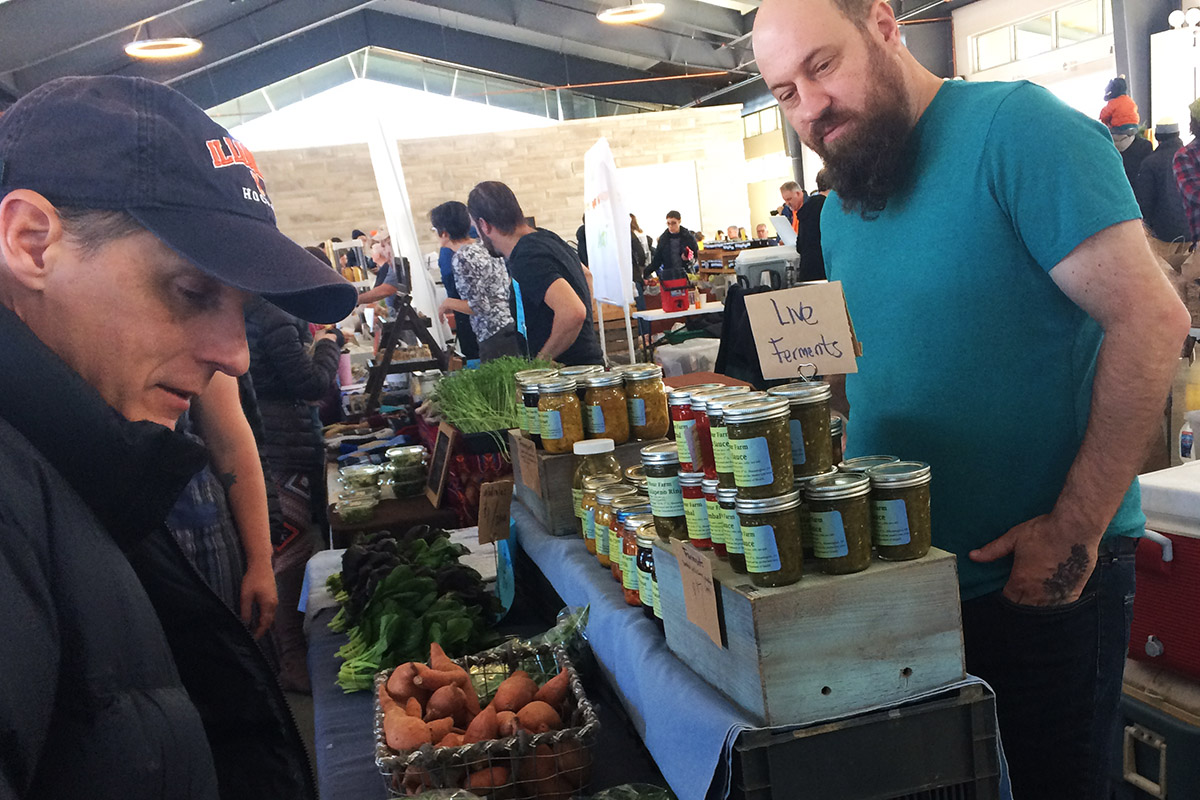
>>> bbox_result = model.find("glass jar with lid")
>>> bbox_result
[866,461,932,561]
[767,382,834,479]
[708,391,767,490]
[623,464,648,498]
[796,467,839,558]
[538,377,585,454]
[690,386,749,478]
[805,472,872,575]
[340,463,383,491]
[611,497,652,583]
[839,454,900,474]
[623,364,670,441]
[559,364,605,404]
[724,397,794,499]
[515,368,557,444]
[622,513,654,607]
[581,475,623,555]
[830,415,845,465]
[734,490,805,587]
[701,478,726,558]
[582,372,630,444]
[633,518,661,625]
[640,442,687,541]
[668,390,699,472]
[572,439,622,536]
[716,488,746,573]
[595,484,638,569]
[679,471,711,550]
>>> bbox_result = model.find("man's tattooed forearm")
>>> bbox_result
[1043,543,1089,603]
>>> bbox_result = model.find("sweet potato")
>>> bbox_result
[412,662,460,691]
[386,663,428,706]
[526,745,573,800]
[385,711,431,752]
[496,710,519,737]
[491,671,538,713]
[534,669,570,711]
[429,641,456,672]
[552,740,591,789]
[401,766,432,796]
[379,680,400,714]
[426,716,454,743]
[436,732,464,748]
[404,696,423,718]
[516,700,561,734]
[463,703,499,744]
[425,684,469,728]
[465,766,510,793]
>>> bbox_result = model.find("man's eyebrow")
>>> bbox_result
[767,47,834,92]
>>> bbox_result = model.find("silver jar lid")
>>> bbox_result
[678,471,706,487]
[625,511,656,532]
[768,381,833,405]
[623,364,663,382]
[596,485,638,505]
[708,390,768,416]
[867,461,931,489]
[634,518,659,547]
[701,478,721,494]
[515,368,558,388]
[584,372,625,388]
[558,365,604,379]
[537,376,578,393]
[735,489,803,514]
[583,475,623,491]
[668,390,695,406]
[839,455,900,474]
[830,415,845,435]
[692,385,749,410]
[613,497,652,517]
[796,466,839,489]
[624,464,645,482]
[640,442,679,465]
[805,472,871,500]
[716,487,739,503]
[722,397,791,424]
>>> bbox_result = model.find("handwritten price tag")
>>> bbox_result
[477,480,514,544]
[673,540,725,648]
[515,434,540,495]
[743,281,860,380]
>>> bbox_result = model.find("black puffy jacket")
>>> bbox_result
[1135,137,1189,243]
[244,298,341,475]
[0,306,315,800]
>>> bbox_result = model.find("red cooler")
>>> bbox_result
[1129,461,1200,681]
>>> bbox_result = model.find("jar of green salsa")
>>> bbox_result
[805,472,872,575]
[866,461,932,561]
[707,391,767,489]
[794,466,837,559]
[640,442,687,542]
[830,415,845,465]
[734,489,804,587]
[723,397,793,499]
[767,381,834,479]
[716,487,746,574]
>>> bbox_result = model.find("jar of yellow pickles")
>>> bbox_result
[623,364,670,440]
[580,475,623,554]
[538,377,585,454]
[583,372,630,443]
[594,484,637,569]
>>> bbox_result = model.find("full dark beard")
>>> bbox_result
[809,45,915,220]
[478,230,501,258]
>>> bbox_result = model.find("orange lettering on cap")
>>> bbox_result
[206,139,234,168]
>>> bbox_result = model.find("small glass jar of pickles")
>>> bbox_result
[515,368,557,445]
[767,381,834,479]
[633,517,664,630]
[805,472,872,575]
[623,364,670,440]
[866,461,932,561]
[679,471,711,550]
[594,484,637,568]
[538,377,584,454]
[558,364,604,404]
[723,397,794,499]
[641,442,687,541]
[796,467,838,558]
[582,372,630,443]
[716,488,746,573]
[580,475,622,554]
[708,391,768,489]
[735,490,805,587]
[610,497,652,583]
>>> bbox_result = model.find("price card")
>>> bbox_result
[673,541,725,648]
[743,281,861,380]
[477,479,514,544]
[515,434,540,494]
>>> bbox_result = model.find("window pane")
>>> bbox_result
[975,27,1012,71]
[760,107,779,133]
[743,112,761,138]
[1015,15,1054,59]
[1058,0,1100,45]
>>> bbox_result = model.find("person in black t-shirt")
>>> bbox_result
[794,168,830,283]
[467,181,602,365]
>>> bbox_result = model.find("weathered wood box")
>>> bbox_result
[653,542,965,726]
[509,430,664,536]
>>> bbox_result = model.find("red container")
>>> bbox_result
[661,276,690,313]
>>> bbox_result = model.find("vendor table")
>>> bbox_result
[324,462,459,548]
[631,302,724,323]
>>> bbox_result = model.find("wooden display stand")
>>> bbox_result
[654,542,966,727]
[364,293,449,413]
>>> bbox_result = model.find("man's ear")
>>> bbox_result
[0,190,63,292]
[871,0,902,46]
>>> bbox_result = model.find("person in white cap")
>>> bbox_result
[1134,119,1189,254]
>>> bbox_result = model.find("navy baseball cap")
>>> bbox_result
[0,76,357,323]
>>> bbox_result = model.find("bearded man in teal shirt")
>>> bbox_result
[755,1,1189,797]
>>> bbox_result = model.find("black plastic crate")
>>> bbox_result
[730,683,1001,800]
[1112,692,1200,800]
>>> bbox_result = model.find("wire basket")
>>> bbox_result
[375,642,600,798]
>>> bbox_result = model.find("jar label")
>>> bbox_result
[597,521,610,555]
[726,510,745,554]
[789,419,807,466]
[811,510,850,558]
[652,574,662,619]
[541,409,563,440]
[573,488,584,519]
[622,551,639,590]
[742,524,782,573]
[711,425,733,474]
[872,499,911,546]
[683,495,711,542]
[706,499,726,546]
[637,565,653,603]
[729,436,774,488]
[584,507,596,541]
[628,397,647,427]
[673,418,697,465]
[646,475,684,517]
[525,405,540,436]
[609,526,622,567]
[518,403,529,433]
[585,404,606,435]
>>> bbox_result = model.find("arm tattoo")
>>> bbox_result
[219,472,237,492]
[1042,543,1090,603]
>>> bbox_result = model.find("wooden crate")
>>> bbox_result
[509,430,663,536]
[654,542,965,726]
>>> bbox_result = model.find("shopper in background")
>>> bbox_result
[794,168,830,282]
[725,224,740,240]
[431,201,522,361]
[648,210,701,278]
[1173,99,1200,246]
[756,222,770,239]
[1135,119,1189,254]
[468,180,602,365]
[355,240,406,308]
[778,179,805,232]
[755,2,1189,798]
[0,75,353,799]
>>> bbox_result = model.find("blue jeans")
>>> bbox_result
[961,535,1137,800]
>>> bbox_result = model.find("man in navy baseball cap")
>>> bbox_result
[0,76,329,799]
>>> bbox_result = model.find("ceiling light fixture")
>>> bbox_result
[597,2,666,24]
[125,37,203,59]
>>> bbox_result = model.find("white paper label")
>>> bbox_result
[646,474,684,517]
[585,404,606,435]
[683,495,711,542]
[789,418,807,466]
[729,436,774,488]
[673,418,697,465]
[628,397,647,427]
[811,510,850,558]
[872,498,911,546]
[541,409,563,440]
[742,523,782,573]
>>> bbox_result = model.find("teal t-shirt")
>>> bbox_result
[822,80,1145,600]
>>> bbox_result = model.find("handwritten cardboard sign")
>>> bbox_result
[743,281,860,380]
[477,479,514,544]
[674,541,725,648]
[515,434,540,494]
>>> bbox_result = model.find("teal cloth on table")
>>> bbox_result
[821,79,1146,601]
